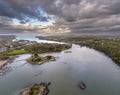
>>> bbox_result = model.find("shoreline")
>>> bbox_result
[0,35,71,75]
[27,58,56,65]
[0,56,16,69]
[0,56,16,75]
[20,83,50,95]
[27,54,56,65]
[37,35,120,65]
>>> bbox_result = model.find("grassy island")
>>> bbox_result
[0,43,71,55]
[28,53,55,65]
[20,83,50,95]
[38,35,120,65]
[0,42,71,60]
[0,40,71,69]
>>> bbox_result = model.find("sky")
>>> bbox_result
[0,0,120,34]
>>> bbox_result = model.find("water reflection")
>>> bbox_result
[0,36,120,95]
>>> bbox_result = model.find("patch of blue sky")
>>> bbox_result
[12,7,54,26]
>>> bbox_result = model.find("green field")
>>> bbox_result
[8,49,28,55]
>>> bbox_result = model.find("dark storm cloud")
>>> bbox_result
[1,0,120,21]
[0,0,82,22]
[0,0,120,34]
[107,2,120,15]
[0,0,49,22]
[0,1,19,19]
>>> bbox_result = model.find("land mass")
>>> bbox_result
[27,54,55,65]
[37,35,120,65]
[20,83,50,95]
[0,36,71,70]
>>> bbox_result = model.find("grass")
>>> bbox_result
[0,43,71,61]
[8,49,28,55]
[29,83,47,95]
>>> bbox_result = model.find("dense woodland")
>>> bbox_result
[38,36,120,65]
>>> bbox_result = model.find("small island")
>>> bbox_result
[20,83,50,95]
[27,53,55,65]
[0,37,72,70]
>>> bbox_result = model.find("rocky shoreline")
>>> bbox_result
[0,56,16,76]
[0,35,71,76]
[27,54,56,65]
[20,83,50,95]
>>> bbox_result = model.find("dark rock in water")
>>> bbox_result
[48,82,51,86]
[79,82,86,90]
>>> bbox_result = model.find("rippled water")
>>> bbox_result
[0,36,120,95]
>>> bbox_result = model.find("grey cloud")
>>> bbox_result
[106,2,120,15]
[39,0,120,22]
[63,0,81,5]
[0,0,120,34]
[1,0,120,22]
[0,1,20,19]
[0,0,49,22]
[0,0,82,22]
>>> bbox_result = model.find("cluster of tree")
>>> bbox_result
[29,53,55,65]
[41,36,120,64]
[77,38,120,64]
[25,43,71,54]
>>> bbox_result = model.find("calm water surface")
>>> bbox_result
[0,36,120,95]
